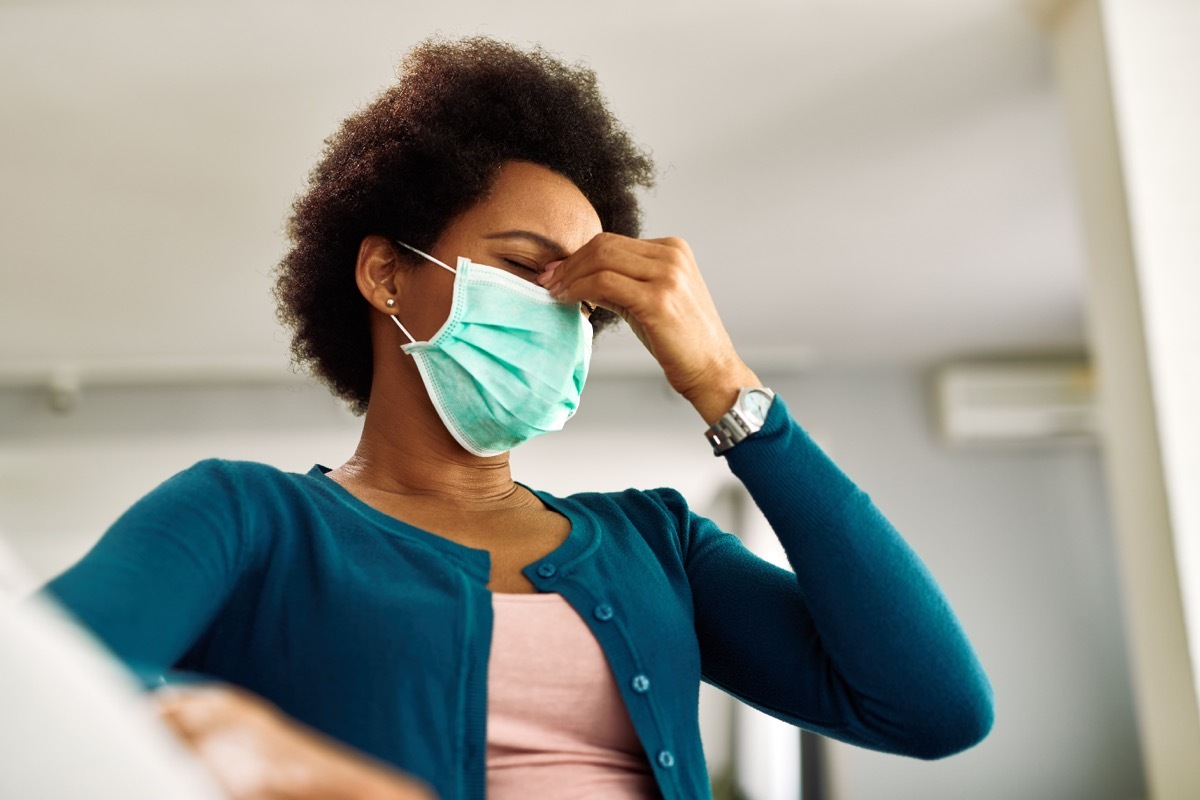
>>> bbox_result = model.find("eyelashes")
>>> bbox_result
[502,258,538,274]
[500,258,594,314]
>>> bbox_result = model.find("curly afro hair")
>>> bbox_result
[274,35,656,414]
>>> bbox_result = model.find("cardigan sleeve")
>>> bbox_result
[674,396,993,759]
[37,459,250,678]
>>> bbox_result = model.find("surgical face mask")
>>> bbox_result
[389,241,592,457]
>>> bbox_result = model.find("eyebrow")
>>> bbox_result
[482,230,570,258]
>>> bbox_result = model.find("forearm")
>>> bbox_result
[723,397,993,756]
[155,685,436,800]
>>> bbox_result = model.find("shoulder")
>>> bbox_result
[552,484,690,520]
[128,460,329,559]
[551,485,709,552]
[160,458,314,494]
[173,457,303,479]
[136,459,325,528]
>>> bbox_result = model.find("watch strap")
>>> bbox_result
[705,387,775,455]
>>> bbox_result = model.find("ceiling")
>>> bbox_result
[0,0,1088,384]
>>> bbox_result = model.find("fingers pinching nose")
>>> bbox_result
[537,260,564,286]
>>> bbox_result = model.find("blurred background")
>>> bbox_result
[1,1,1196,798]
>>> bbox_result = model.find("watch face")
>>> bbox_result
[740,388,774,426]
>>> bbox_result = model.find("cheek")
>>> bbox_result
[401,271,455,341]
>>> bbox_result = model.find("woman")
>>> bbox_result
[43,35,992,800]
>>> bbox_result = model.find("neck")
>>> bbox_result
[329,374,526,510]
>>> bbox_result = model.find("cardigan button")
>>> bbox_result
[631,674,651,693]
[657,750,675,769]
[593,603,614,622]
[536,563,557,579]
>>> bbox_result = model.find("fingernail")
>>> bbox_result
[537,261,563,285]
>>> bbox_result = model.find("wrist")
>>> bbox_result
[682,360,762,426]
[704,386,776,455]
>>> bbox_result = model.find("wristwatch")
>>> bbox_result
[705,387,776,455]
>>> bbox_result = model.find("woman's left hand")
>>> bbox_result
[539,233,760,424]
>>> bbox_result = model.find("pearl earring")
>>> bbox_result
[386,299,395,308]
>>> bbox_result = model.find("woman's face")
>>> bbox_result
[394,160,603,341]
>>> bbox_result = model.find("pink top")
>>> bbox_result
[486,592,658,799]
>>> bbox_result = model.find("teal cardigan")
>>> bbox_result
[43,397,992,799]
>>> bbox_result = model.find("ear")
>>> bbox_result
[355,236,405,313]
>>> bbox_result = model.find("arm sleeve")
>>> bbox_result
[678,396,993,759]
[37,459,249,676]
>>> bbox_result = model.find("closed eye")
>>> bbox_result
[500,257,593,314]
[502,258,552,288]
[502,258,538,274]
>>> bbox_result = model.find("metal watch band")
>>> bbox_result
[704,387,775,455]
[705,412,751,455]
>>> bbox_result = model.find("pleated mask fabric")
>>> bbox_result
[390,245,592,457]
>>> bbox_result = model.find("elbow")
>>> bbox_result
[907,681,995,760]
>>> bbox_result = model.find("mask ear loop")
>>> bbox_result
[389,240,459,347]
[390,315,418,344]
[394,240,457,274]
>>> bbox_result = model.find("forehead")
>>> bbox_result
[452,161,602,252]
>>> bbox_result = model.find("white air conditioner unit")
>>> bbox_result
[934,361,1097,445]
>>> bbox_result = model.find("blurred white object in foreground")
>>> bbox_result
[0,534,224,800]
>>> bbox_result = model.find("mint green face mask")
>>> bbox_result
[390,241,593,457]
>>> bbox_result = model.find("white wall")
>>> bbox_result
[1103,0,1200,728]
[0,366,1143,799]
[1036,1,1200,794]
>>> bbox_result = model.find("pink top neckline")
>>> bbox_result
[491,592,566,602]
